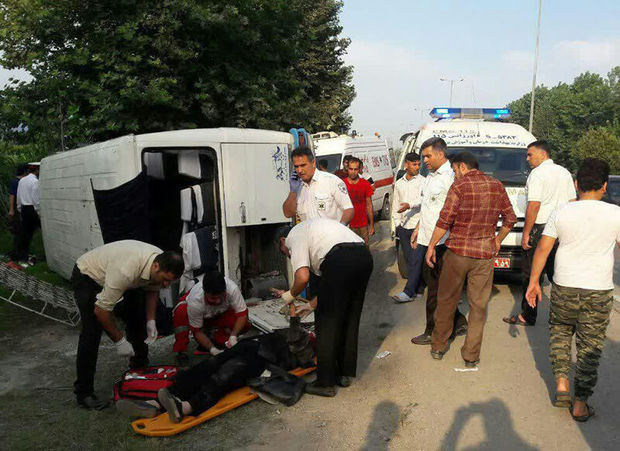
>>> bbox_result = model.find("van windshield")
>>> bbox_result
[420,147,529,186]
[316,153,343,173]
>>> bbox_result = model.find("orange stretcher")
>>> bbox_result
[131,366,316,437]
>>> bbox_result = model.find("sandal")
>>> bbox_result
[502,315,532,326]
[570,403,595,422]
[553,391,571,408]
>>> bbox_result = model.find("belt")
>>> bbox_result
[323,242,366,261]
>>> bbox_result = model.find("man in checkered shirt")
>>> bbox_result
[425,152,517,367]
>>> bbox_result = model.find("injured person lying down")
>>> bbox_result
[117,307,315,422]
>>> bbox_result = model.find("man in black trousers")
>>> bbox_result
[276,217,373,397]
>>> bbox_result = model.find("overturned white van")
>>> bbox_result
[40,129,299,308]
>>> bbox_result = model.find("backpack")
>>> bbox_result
[113,365,179,402]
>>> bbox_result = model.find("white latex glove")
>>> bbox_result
[144,319,158,345]
[280,290,296,305]
[210,347,223,356]
[225,335,238,348]
[115,336,135,356]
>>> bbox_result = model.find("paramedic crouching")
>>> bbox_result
[72,240,184,410]
[172,271,250,365]
[276,218,373,397]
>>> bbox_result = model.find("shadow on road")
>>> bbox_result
[360,400,400,451]
[441,398,538,450]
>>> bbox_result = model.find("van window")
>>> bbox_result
[420,147,529,185]
[317,153,343,173]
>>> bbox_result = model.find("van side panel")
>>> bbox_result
[40,136,140,279]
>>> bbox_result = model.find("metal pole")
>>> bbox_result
[529,0,542,133]
[440,78,464,107]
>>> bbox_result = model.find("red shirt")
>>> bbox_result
[436,170,517,259]
[344,177,373,228]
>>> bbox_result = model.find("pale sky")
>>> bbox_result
[341,0,620,145]
[1,0,618,146]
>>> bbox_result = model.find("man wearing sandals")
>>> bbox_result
[504,140,575,327]
[526,158,620,422]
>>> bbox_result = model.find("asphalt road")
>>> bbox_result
[230,220,620,451]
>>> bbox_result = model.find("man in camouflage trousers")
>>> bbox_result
[526,158,620,422]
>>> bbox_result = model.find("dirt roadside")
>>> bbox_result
[1,222,619,450]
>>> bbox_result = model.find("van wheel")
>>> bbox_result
[380,195,391,220]
[397,241,408,279]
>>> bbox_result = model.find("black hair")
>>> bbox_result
[16,163,28,176]
[348,157,362,167]
[451,151,479,170]
[343,155,353,162]
[528,140,551,155]
[404,152,420,163]
[202,270,227,295]
[420,137,448,156]
[154,251,185,278]
[318,159,328,169]
[291,146,315,162]
[576,158,609,192]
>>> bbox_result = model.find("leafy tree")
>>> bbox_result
[508,67,619,171]
[574,127,620,173]
[0,0,354,152]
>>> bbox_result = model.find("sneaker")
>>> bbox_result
[464,360,479,368]
[116,399,159,418]
[392,292,413,303]
[455,324,468,337]
[158,388,184,423]
[305,380,338,397]
[18,261,30,269]
[337,376,352,387]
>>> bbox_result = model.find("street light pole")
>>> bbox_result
[529,0,543,133]
[440,78,464,107]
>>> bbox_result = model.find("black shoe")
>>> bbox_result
[411,333,432,345]
[158,388,184,423]
[464,360,479,368]
[337,376,352,387]
[77,394,111,411]
[176,352,190,368]
[455,324,468,337]
[430,350,444,360]
[116,399,159,418]
[305,381,338,397]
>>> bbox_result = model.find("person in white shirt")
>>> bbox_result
[172,271,250,365]
[391,152,425,303]
[15,162,41,265]
[525,158,620,423]
[282,147,354,224]
[504,140,576,327]
[410,138,467,345]
[275,218,373,397]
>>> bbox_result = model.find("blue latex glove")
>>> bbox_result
[289,173,302,193]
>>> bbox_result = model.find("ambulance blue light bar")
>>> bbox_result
[430,108,511,120]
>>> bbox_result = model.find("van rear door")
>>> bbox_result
[220,143,290,226]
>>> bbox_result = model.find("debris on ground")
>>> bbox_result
[376,351,391,359]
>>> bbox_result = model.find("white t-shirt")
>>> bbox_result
[285,218,364,276]
[392,173,424,229]
[16,173,40,213]
[526,159,576,224]
[297,170,353,222]
[186,276,247,328]
[418,161,454,246]
[543,200,620,290]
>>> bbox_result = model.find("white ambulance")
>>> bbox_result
[394,108,536,277]
[313,133,394,219]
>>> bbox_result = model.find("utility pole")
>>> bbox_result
[529,0,543,133]
[440,78,464,107]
